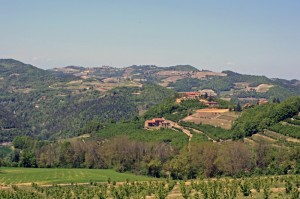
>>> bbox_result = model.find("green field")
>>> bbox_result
[0,167,155,185]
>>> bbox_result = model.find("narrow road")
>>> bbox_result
[166,120,219,151]
[185,127,217,142]
[167,120,193,151]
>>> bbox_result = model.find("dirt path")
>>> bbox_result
[167,120,193,151]
[167,119,219,147]
[167,120,220,152]
[185,127,217,142]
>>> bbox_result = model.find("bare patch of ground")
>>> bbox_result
[252,134,277,143]
[255,84,274,92]
[183,109,239,129]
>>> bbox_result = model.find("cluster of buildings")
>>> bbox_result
[181,89,217,99]
[176,90,219,107]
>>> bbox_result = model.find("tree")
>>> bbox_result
[19,150,36,167]
[235,102,242,112]
[147,159,162,177]
[215,142,251,176]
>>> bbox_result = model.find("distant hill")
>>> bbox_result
[0,59,74,90]
[52,63,300,102]
[0,58,300,142]
[0,59,176,141]
[167,65,199,71]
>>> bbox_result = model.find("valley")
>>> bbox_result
[0,59,300,198]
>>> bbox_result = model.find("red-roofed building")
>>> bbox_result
[144,118,171,129]
[184,92,200,99]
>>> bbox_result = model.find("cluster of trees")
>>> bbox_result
[232,97,300,138]
[2,133,300,179]
[180,122,235,141]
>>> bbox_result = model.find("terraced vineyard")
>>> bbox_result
[0,175,299,198]
[244,130,300,149]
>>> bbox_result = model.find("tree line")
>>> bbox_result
[2,134,299,179]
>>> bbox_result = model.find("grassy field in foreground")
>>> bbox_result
[0,167,155,185]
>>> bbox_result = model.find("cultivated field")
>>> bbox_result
[183,109,239,129]
[0,172,299,199]
[0,168,154,185]
[244,129,300,149]
[51,78,142,93]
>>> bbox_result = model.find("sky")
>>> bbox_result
[0,0,300,79]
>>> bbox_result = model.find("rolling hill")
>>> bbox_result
[0,58,300,142]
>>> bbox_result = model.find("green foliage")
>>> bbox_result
[180,121,234,141]
[0,82,175,141]
[180,182,192,199]
[232,97,300,138]
[0,176,299,198]
[286,118,300,126]
[96,122,189,148]
[144,98,207,122]
[252,178,262,192]
[0,146,12,158]
[190,131,210,143]
[285,180,293,194]
[269,123,300,139]
[155,183,169,199]
[144,97,178,119]
[240,180,251,196]
[168,65,199,71]
[13,136,34,150]
[0,167,154,184]
[168,78,202,92]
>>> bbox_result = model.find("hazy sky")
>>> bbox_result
[1,1,299,79]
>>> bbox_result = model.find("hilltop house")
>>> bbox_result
[183,92,201,99]
[144,118,171,129]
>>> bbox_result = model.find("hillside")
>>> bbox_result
[0,59,175,142]
[1,59,300,143]
[0,59,299,180]
[53,63,300,104]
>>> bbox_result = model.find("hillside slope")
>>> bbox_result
[0,60,175,141]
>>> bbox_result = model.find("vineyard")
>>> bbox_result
[0,175,299,198]
[0,168,153,185]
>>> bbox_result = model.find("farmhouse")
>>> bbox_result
[144,118,171,129]
[184,92,201,99]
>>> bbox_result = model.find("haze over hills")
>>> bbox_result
[51,59,300,101]
[2,2,300,195]
[0,58,300,142]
